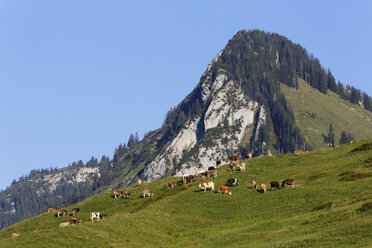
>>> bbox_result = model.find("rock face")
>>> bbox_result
[142,58,265,181]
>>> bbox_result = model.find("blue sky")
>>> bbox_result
[1,1,371,190]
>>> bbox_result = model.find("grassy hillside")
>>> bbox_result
[1,140,372,247]
[281,78,372,150]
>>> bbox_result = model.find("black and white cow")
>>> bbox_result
[225,178,239,187]
[90,212,103,222]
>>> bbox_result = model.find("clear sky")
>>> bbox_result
[1,1,371,190]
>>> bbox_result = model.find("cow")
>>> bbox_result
[168,181,177,188]
[12,233,21,238]
[138,179,144,185]
[225,178,239,187]
[123,191,131,199]
[198,171,208,180]
[329,143,335,148]
[229,163,236,171]
[228,155,240,163]
[207,169,217,178]
[90,212,103,222]
[245,152,252,160]
[261,184,267,193]
[48,207,58,214]
[209,166,216,171]
[57,209,68,218]
[294,150,306,154]
[218,185,232,195]
[270,181,281,190]
[143,189,153,198]
[237,162,245,171]
[60,218,81,227]
[183,175,196,184]
[252,179,257,189]
[199,182,215,192]
[281,179,298,188]
[72,208,80,216]
[114,190,124,198]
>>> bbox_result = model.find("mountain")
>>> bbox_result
[1,140,372,247]
[2,29,372,230]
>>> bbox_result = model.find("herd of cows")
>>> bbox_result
[10,152,298,238]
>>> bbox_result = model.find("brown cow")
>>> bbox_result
[218,185,232,195]
[72,208,80,216]
[143,189,153,198]
[229,163,236,171]
[168,181,177,188]
[48,207,58,214]
[261,184,267,193]
[207,169,217,178]
[228,155,241,162]
[183,175,196,184]
[252,179,257,189]
[57,209,68,218]
[123,191,131,199]
[281,179,298,188]
[114,190,124,198]
[245,152,252,160]
[329,143,335,148]
[270,181,281,190]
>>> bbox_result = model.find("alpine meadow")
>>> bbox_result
[1,29,372,247]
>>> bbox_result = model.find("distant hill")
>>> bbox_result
[1,140,371,247]
[2,29,372,230]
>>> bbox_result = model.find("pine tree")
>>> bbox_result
[127,134,136,149]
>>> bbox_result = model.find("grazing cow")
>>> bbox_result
[216,159,222,167]
[329,143,335,148]
[237,162,245,171]
[123,191,131,199]
[261,184,267,193]
[252,179,257,189]
[90,212,103,222]
[199,181,215,192]
[114,190,124,198]
[228,155,241,163]
[281,179,297,188]
[168,181,177,188]
[138,179,144,185]
[270,181,281,190]
[183,175,196,184]
[207,169,217,178]
[12,233,21,238]
[225,178,239,187]
[57,209,68,218]
[198,171,208,180]
[209,166,216,171]
[72,208,80,216]
[218,185,232,195]
[48,207,58,214]
[143,189,153,198]
[245,152,252,160]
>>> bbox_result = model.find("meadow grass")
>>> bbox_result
[1,140,372,247]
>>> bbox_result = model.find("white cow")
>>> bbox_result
[90,212,103,222]
[198,182,215,192]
